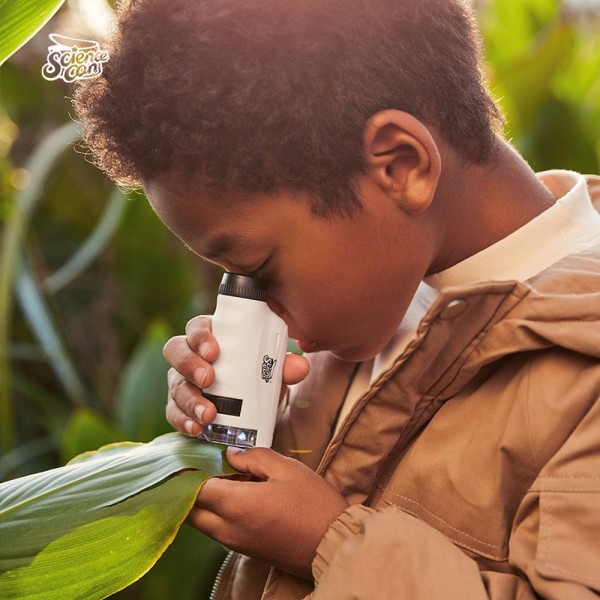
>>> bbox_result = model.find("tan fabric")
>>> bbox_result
[212,175,600,600]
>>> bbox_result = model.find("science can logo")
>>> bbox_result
[261,355,277,383]
[42,34,109,83]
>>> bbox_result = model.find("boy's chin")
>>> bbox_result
[306,333,391,363]
[328,342,383,363]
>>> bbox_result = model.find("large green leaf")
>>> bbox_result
[0,433,235,599]
[0,0,67,66]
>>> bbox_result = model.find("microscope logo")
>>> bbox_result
[42,34,109,83]
[261,355,277,383]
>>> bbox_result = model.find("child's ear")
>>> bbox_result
[363,109,441,214]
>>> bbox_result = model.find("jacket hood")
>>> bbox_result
[459,175,600,366]
[489,246,600,359]
[431,241,600,382]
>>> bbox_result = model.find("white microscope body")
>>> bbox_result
[201,273,288,448]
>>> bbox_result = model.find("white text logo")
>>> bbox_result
[42,34,109,83]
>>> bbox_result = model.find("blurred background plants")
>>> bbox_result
[1,0,599,598]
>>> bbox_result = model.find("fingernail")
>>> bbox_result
[226,446,243,456]
[194,404,206,424]
[199,342,212,358]
[194,367,207,387]
[184,419,196,435]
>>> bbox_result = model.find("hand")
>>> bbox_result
[163,315,310,436]
[187,446,350,579]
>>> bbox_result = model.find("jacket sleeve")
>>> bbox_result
[311,505,494,598]
[310,397,600,600]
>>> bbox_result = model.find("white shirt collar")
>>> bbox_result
[422,170,600,297]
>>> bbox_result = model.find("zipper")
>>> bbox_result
[210,550,236,600]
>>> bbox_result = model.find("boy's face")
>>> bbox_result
[144,172,433,362]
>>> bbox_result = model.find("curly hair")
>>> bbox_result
[73,0,504,216]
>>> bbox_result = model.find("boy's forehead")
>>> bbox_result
[144,171,221,207]
[143,175,239,249]
[144,172,237,221]
[145,171,276,215]
[142,173,298,257]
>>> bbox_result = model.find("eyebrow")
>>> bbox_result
[201,233,254,259]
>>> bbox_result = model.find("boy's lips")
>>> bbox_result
[295,339,317,353]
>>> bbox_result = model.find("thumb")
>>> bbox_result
[225,447,288,480]
[283,353,310,385]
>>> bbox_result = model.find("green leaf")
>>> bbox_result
[16,259,90,406]
[0,433,235,599]
[60,408,127,464]
[2,474,204,599]
[0,0,67,66]
[44,188,128,294]
[116,192,203,330]
[115,321,173,442]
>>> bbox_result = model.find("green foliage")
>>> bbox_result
[0,0,66,66]
[0,434,235,599]
[0,5,222,595]
[1,122,87,455]
[1,0,599,598]
[480,0,600,171]
[60,407,127,464]
[115,321,173,442]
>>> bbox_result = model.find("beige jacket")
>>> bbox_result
[213,176,600,600]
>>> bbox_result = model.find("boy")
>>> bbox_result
[73,0,600,598]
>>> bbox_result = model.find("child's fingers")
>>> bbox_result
[184,314,219,360]
[163,335,215,389]
[166,399,202,436]
[224,446,291,480]
[166,369,218,435]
